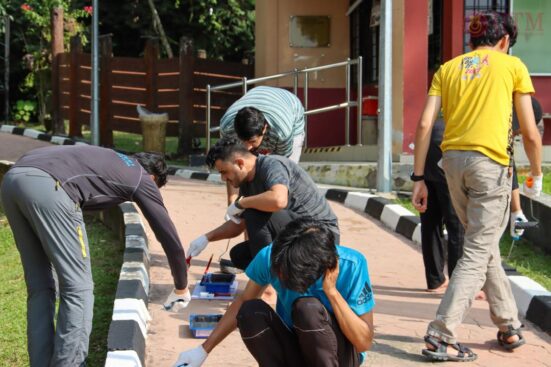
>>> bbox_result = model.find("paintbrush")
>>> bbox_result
[204,253,214,274]
[200,254,214,284]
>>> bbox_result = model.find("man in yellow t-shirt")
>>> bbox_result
[411,11,542,362]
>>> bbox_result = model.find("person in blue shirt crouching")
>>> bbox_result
[173,218,375,367]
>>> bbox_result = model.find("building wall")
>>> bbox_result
[255,0,350,89]
[401,0,429,154]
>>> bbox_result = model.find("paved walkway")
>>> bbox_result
[0,133,549,366]
[145,177,551,367]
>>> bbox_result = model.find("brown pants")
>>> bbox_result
[427,150,521,344]
[236,298,360,367]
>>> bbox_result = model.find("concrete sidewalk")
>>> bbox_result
[144,177,551,367]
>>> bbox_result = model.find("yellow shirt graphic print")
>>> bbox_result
[461,54,489,80]
[429,49,534,166]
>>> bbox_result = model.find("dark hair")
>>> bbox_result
[234,107,266,141]
[468,11,517,48]
[271,218,337,293]
[133,152,168,188]
[205,136,251,169]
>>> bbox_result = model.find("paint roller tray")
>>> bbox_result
[189,314,223,338]
[200,273,236,293]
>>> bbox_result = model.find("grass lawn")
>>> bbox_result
[0,210,123,366]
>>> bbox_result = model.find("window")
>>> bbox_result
[463,0,510,52]
[350,0,380,84]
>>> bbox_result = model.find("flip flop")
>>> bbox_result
[422,335,477,362]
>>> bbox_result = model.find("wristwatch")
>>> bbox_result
[410,172,425,182]
[234,196,244,209]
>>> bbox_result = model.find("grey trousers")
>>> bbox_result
[1,167,93,366]
[427,151,521,344]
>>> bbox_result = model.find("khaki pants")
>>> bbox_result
[427,150,521,344]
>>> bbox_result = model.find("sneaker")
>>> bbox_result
[219,258,244,274]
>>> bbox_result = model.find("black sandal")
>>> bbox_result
[497,325,526,350]
[422,335,477,362]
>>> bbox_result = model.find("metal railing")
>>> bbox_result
[206,57,363,151]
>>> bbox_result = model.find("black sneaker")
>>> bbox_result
[219,258,244,274]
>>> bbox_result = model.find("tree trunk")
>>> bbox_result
[51,6,65,134]
[146,0,173,58]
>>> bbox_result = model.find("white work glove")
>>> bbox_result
[224,202,245,224]
[510,210,528,240]
[522,175,543,198]
[173,345,208,367]
[163,288,191,312]
[188,234,209,257]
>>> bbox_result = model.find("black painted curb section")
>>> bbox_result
[325,189,349,203]
[365,196,392,219]
[107,320,146,366]
[396,215,420,239]
[115,279,148,306]
[526,295,551,332]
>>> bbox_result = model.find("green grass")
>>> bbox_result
[0,213,28,366]
[0,211,123,366]
[394,193,551,291]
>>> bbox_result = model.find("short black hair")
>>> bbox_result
[205,136,251,169]
[271,218,337,293]
[234,107,266,141]
[133,152,168,188]
[468,11,517,48]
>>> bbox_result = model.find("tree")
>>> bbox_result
[17,1,90,131]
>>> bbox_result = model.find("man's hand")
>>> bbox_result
[163,288,191,312]
[412,181,428,213]
[188,234,209,257]
[322,261,340,296]
[224,202,244,224]
[523,175,543,198]
[172,345,208,367]
[510,211,528,239]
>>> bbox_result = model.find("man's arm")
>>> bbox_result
[323,263,374,352]
[515,93,542,177]
[238,184,288,212]
[226,182,239,206]
[412,95,441,213]
[133,180,188,291]
[202,280,266,353]
[205,219,246,242]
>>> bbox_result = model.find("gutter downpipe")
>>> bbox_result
[377,0,392,192]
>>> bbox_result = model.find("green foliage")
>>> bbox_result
[97,0,255,61]
[181,0,255,60]
[14,1,91,126]
[13,99,37,123]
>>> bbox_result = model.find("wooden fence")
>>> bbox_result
[54,36,254,154]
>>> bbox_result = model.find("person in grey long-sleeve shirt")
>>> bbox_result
[1,145,189,366]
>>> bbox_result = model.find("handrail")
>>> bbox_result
[206,57,363,151]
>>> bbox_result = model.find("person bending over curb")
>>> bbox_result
[219,86,306,204]
[1,145,190,366]
[173,218,375,367]
[187,137,339,271]
[412,11,542,362]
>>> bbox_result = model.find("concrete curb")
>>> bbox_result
[105,202,151,367]
[173,168,551,333]
[0,124,88,146]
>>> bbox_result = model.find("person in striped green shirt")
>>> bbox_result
[219,86,306,163]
